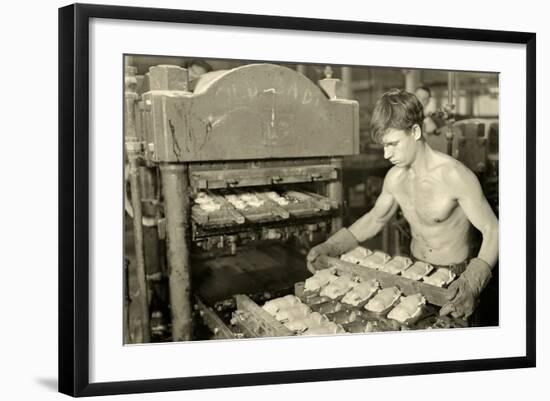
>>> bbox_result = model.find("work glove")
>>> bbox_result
[306,228,359,274]
[440,258,492,319]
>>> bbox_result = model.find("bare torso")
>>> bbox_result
[387,152,471,265]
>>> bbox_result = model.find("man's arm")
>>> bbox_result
[450,164,499,267]
[349,179,399,242]
[440,163,499,318]
[305,169,399,273]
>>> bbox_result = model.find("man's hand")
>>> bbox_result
[306,243,336,273]
[306,228,358,274]
[440,258,492,319]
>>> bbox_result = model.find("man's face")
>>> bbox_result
[381,127,419,167]
[415,88,430,108]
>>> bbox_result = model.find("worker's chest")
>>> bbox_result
[393,176,458,225]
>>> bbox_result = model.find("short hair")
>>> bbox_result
[370,88,425,143]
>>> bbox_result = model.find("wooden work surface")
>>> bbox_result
[193,244,310,305]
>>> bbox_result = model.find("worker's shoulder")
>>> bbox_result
[383,165,407,188]
[432,151,477,185]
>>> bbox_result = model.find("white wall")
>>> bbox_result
[0,0,546,400]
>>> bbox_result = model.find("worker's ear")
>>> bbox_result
[411,124,422,141]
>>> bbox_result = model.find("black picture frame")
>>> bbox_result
[58,3,536,397]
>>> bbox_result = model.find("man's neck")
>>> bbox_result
[409,141,432,177]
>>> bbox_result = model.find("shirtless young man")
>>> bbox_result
[307,89,499,319]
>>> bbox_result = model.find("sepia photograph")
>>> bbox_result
[54,1,538,397]
[123,55,500,344]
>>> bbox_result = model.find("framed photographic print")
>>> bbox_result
[58,3,536,397]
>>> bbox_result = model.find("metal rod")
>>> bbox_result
[124,66,139,142]
[326,158,344,233]
[446,72,456,156]
[404,69,421,93]
[124,258,131,344]
[125,65,151,343]
[160,163,193,341]
[341,67,353,99]
[127,146,151,343]
[446,134,454,156]
[447,71,455,108]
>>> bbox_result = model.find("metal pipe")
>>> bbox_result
[160,163,193,341]
[341,67,353,99]
[124,67,138,142]
[447,71,455,107]
[124,258,131,344]
[326,158,344,233]
[446,72,456,156]
[126,142,151,343]
[404,69,421,93]
[139,165,158,216]
[446,133,454,156]
[125,65,151,343]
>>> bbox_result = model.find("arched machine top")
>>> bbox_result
[144,63,359,162]
[193,64,326,98]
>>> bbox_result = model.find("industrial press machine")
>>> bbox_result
[124,62,360,342]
